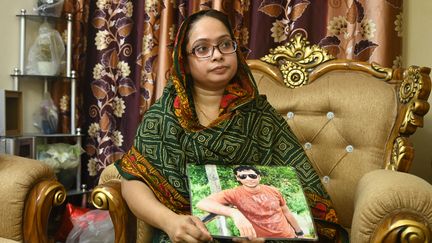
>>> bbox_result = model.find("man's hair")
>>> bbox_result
[233,165,261,175]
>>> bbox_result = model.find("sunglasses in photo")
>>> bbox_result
[237,174,258,180]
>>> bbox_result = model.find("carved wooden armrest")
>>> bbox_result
[352,169,432,243]
[91,180,136,243]
[23,179,66,243]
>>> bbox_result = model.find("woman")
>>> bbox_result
[116,9,342,242]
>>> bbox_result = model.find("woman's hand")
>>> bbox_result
[230,210,256,238]
[164,214,212,243]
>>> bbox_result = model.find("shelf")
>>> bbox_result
[67,189,92,197]
[23,133,84,138]
[11,74,73,79]
[11,9,82,193]
[16,13,68,22]
[1,133,84,139]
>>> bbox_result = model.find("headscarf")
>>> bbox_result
[170,9,258,132]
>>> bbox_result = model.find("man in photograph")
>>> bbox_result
[196,165,304,238]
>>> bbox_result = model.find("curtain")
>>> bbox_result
[78,0,403,185]
[50,0,90,134]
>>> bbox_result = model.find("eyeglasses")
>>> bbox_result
[237,174,258,180]
[188,39,237,59]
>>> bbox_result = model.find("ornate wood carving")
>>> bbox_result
[399,66,431,135]
[371,62,393,81]
[260,33,396,88]
[309,60,393,82]
[387,136,414,172]
[91,180,136,243]
[387,66,431,172]
[372,213,431,243]
[261,33,334,88]
[23,179,66,243]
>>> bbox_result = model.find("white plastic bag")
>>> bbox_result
[36,143,83,172]
[35,0,64,17]
[66,210,114,243]
[33,92,59,134]
[26,20,64,75]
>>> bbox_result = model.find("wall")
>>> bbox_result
[404,0,432,183]
[0,0,46,134]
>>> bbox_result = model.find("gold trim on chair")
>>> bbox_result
[91,180,136,243]
[259,33,396,88]
[309,60,392,83]
[23,179,66,243]
[371,213,431,243]
[388,66,431,172]
[399,66,431,135]
[387,136,414,172]
[260,33,334,88]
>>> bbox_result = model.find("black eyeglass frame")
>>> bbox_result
[187,39,238,59]
[237,173,259,180]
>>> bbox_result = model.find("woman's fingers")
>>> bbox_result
[187,216,212,241]
[167,215,212,242]
[190,216,212,240]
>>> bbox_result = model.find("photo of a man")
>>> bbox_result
[187,164,316,240]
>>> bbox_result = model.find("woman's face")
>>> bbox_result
[185,16,238,91]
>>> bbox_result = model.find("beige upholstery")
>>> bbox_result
[253,69,396,226]
[91,34,432,243]
[0,154,66,243]
[352,170,432,242]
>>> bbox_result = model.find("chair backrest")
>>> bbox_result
[247,34,431,227]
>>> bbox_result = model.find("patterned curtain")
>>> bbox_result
[80,0,403,185]
[49,0,90,134]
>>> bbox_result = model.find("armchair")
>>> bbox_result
[91,34,432,242]
[0,154,66,243]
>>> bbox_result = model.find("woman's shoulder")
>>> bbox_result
[240,94,273,110]
[144,84,176,116]
[239,95,280,118]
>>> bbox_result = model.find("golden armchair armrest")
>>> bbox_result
[91,163,157,242]
[351,169,432,243]
[91,179,137,243]
[23,179,66,243]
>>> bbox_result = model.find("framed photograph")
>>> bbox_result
[187,164,318,241]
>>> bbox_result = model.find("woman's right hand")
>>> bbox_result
[230,210,256,238]
[164,214,212,243]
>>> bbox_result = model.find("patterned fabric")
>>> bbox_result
[117,85,329,199]
[115,9,346,241]
[117,146,190,214]
[84,0,140,181]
